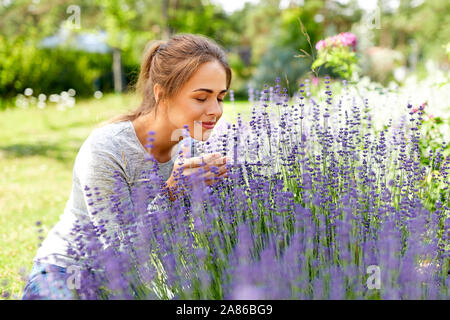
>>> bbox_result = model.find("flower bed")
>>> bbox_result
[57,77,448,300]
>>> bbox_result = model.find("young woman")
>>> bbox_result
[22,33,232,299]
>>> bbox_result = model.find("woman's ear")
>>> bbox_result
[154,83,170,110]
[154,83,163,105]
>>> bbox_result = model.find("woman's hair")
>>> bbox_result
[102,33,232,125]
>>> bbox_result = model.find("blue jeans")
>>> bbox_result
[22,261,149,299]
[21,262,79,300]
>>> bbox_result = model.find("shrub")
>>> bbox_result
[312,32,359,80]
[0,37,112,99]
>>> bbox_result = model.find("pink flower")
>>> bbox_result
[315,40,326,51]
[329,35,340,47]
[339,32,357,49]
[315,32,357,51]
[312,77,319,86]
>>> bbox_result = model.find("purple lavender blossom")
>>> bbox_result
[63,76,448,300]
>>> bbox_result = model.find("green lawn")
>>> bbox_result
[0,94,251,299]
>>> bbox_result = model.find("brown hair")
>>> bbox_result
[101,33,232,125]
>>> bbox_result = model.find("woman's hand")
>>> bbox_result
[164,145,229,201]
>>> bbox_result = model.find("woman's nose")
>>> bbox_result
[206,100,222,117]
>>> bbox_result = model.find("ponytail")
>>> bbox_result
[136,40,166,97]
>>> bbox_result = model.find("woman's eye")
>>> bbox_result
[196,98,224,102]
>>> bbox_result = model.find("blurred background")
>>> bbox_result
[0,0,449,105]
[0,0,449,299]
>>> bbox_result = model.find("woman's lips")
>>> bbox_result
[201,122,215,129]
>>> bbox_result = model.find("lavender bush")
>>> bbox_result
[59,76,448,300]
[312,32,359,80]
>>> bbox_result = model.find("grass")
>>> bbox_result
[0,93,251,299]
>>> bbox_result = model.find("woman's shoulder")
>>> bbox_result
[83,120,131,150]
[91,120,130,141]
[74,121,133,178]
[74,121,132,166]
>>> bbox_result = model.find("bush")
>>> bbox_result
[250,44,311,97]
[0,36,113,99]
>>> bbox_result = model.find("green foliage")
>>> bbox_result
[168,1,230,43]
[278,5,323,50]
[1,0,448,103]
[418,113,449,209]
[250,4,324,93]
[373,0,450,64]
[312,46,359,80]
[226,51,253,99]
[251,45,310,95]
[0,36,112,98]
[0,0,238,100]
[419,115,450,165]
[96,0,138,50]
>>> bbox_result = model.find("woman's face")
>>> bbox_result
[164,60,228,142]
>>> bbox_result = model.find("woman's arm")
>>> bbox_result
[72,134,137,255]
